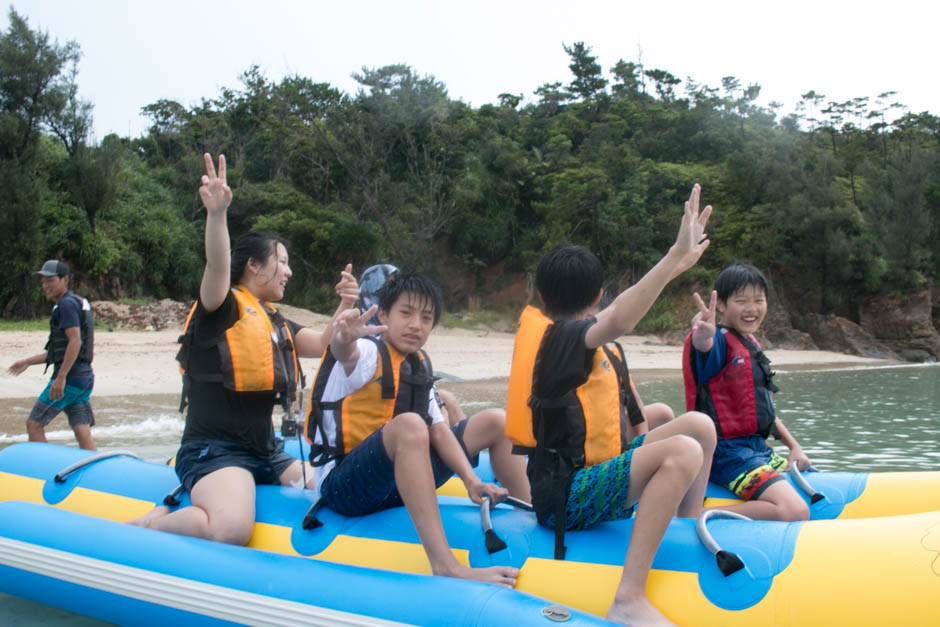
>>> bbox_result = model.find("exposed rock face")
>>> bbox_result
[92,299,194,331]
[858,289,940,362]
[932,282,940,333]
[797,313,899,360]
[760,290,817,350]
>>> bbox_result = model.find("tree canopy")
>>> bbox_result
[2,8,937,325]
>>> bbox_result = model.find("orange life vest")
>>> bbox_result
[505,305,643,467]
[304,337,437,466]
[176,286,301,412]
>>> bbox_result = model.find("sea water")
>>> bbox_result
[0,364,937,623]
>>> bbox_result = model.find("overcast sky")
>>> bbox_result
[9,0,939,140]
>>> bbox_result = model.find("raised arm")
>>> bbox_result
[690,290,718,353]
[198,153,233,313]
[330,306,388,376]
[294,264,359,358]
[587,184,712,349]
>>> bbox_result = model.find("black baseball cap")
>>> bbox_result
[34,260,70,277]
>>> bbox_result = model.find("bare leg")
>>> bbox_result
[127,466,257,544]
[643,403,675,430]
[624,402,676,441]
[277,460,316,489]
[640,411,715,517]
[705,480,809,521]
[72,424,96,451]
[606,435,702,626]
[26,419,47,443]
[459,408,530,502]
[436,389,465,427]
[383,412,518,587]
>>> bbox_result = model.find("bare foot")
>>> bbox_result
[436,564,519,588]
[606,594,676,626]
[127,505,170,529]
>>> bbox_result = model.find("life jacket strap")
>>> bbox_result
[554,509,567,559]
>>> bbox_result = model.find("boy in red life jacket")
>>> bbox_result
[528,185,717,627]
[683,263,810,522]
[312,273,530,588]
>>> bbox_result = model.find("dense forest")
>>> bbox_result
[2,9,937,333]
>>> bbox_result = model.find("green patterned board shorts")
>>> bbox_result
[557,434,647,531]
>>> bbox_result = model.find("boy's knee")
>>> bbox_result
[778,496,810,522]
[644,403,675,429]
[208,516,254,546]
[763,484,810,521]
[388,413,431,445]
[663,435,704,478]
[469,408,505,432]
[678,411,716,447]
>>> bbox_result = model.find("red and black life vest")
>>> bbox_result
[682,327,779,440]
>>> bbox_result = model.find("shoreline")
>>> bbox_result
[0,328,903,400]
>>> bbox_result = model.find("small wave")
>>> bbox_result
[776,361,940,375]
[0,414,183,444]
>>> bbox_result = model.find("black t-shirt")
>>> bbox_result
[180,291,303,458]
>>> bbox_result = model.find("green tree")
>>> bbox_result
[0,9,83,316]
[563,41,608,102]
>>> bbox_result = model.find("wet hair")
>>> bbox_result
[376,272,444,326]
[714,263,769,303]
[535,244,604,318]
[230,231,289,285]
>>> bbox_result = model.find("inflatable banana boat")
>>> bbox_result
[280,437,940,521]
[0,443,937,626]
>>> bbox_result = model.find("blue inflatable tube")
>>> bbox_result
[1,443,937,625]
[278,436,940,520]
[0,500,610,626]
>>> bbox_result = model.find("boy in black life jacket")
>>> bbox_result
[683,263,811,522]
[306,273,530,587]
[526,185,717,626]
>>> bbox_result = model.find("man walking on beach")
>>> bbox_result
[7,260,97,450]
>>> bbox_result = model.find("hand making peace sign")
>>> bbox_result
[198,153,232,215]
[691,290,718,350]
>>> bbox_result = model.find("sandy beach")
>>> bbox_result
[0,304,896,399]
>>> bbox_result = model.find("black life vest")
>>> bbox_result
[45,292,94,367]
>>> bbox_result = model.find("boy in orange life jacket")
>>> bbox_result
[529,185,717,626]
[313,273,530,587]
[357,263,465,426]
[683,263,811,522]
